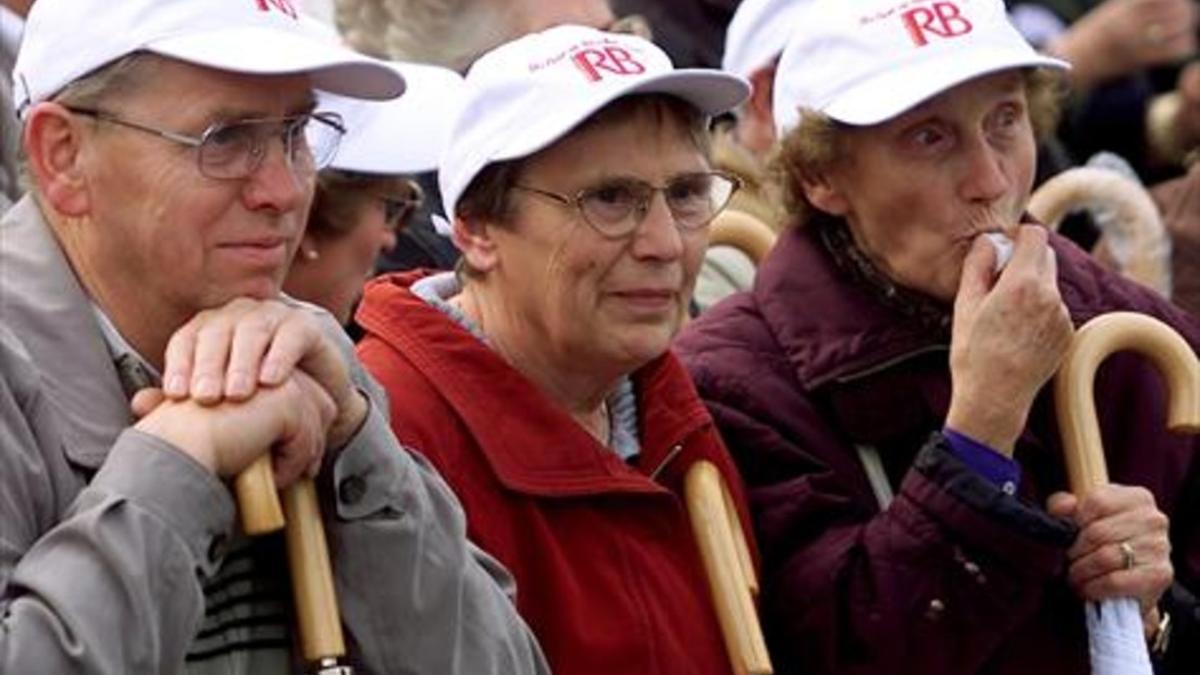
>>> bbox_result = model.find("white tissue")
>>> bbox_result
[985,232,1014,273]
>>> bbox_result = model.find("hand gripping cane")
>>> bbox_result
[237,457,351,674]
[686,460,773,675]
[1054,312,1200,672]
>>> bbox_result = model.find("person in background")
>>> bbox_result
[693,0,811,310]
[0,0,31,208]
[1010,0,1199,181]
[333,0,621,274]
[285,61,464,327]
[676,0,1200,672]
[0,0,547,672]
[356,25,755,675]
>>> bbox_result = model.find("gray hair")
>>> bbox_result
[335,0,510,71]
[18,52,161,191]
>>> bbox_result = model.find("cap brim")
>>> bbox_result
[825,48,1067,126]
[324,63,464,174]
[492,69,749,164]
[149,27,405,100]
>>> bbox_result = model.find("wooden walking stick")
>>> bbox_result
[686,460,773,675]
[709,209,778,267]
[236,461,351,674]
[1029,168,1171,298]
[1054,312,1199,672]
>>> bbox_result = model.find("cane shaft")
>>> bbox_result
[686,460,772,675]
[283,479,347,662]
[234,455,285,535]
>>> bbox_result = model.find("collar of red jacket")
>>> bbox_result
[356,270,715,497]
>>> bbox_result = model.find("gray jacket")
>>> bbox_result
[0,195,548,674]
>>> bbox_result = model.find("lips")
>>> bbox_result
[216,237,291,268]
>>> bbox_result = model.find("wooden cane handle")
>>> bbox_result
[283,479,346,662]
[686,460,772,675]
[709,210,778,267]
[234,455,285,535]
[1054,312,1200,495]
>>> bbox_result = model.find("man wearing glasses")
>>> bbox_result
[0,1,546,673]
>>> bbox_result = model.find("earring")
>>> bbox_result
[302,247,319,261]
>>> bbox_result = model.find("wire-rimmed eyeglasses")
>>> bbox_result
[512,170,741,239]
[63,106,346,180]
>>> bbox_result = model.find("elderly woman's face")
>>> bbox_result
[486,108,709,370]
[810,71,1037,302]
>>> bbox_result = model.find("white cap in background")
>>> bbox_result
[772,0,1067,135]
[14,0,404,119]
[320,62,465,175]
[722,0,813,79]
[438,24,749,224]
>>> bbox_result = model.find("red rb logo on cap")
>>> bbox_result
[902,1,973,46]
[255,0,299,19]
[572,47,647,83]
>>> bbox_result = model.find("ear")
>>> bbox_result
[452,216,500,274]
[800,167,850,217]
[23,102,92,217]
[735,64,778,155]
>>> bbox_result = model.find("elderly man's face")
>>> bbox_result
[79,60,315,316]
[811,70,1037,302]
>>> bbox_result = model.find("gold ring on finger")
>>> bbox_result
[1119,540,1137,570]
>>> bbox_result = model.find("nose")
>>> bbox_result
[959,133,1010,205]
[241,138,308,213]
[378,224,399,254]
[629,191,684,261]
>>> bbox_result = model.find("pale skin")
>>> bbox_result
[284,194,400,325]
[451,107,709,442]
[803,70,1172,630]
[23,57,367,483]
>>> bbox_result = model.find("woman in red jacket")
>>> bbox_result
[356,25,756,675]
[676,0,1199,673]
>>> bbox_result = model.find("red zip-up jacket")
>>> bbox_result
[356,270,756,675]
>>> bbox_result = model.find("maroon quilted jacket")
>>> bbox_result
[676,224,1200,674]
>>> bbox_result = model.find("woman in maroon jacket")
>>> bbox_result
[676,0,1200,673]
[356,25,758,675]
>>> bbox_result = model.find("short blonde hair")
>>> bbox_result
[772,67,1066,227]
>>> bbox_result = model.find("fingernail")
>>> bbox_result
[227,372,252,398]
[194,375,219,400]
[165,374,186,397]
[260,362,282,384]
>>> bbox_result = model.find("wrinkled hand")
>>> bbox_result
[160,297,367,447]
[1047,485,1173,632]
[946,226,1074,454]
[1051,0,1197,90]
[135,370,336,487]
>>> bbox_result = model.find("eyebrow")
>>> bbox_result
[203,97,318,122]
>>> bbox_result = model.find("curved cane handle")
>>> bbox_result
[709,210,778,267]
[1028,168,1171,297]
[686,460,772,675]
[1053,312,1200,495]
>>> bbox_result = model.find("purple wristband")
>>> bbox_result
[943,427,1021,495]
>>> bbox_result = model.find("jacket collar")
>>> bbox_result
[0,196,133,469]
[357,271,713,498]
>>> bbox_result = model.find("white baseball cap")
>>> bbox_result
[772,0,1068,134]
[438,24,750,224]
[13,0,405,120]
[320,62,465,175]
[722,0,814,80]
